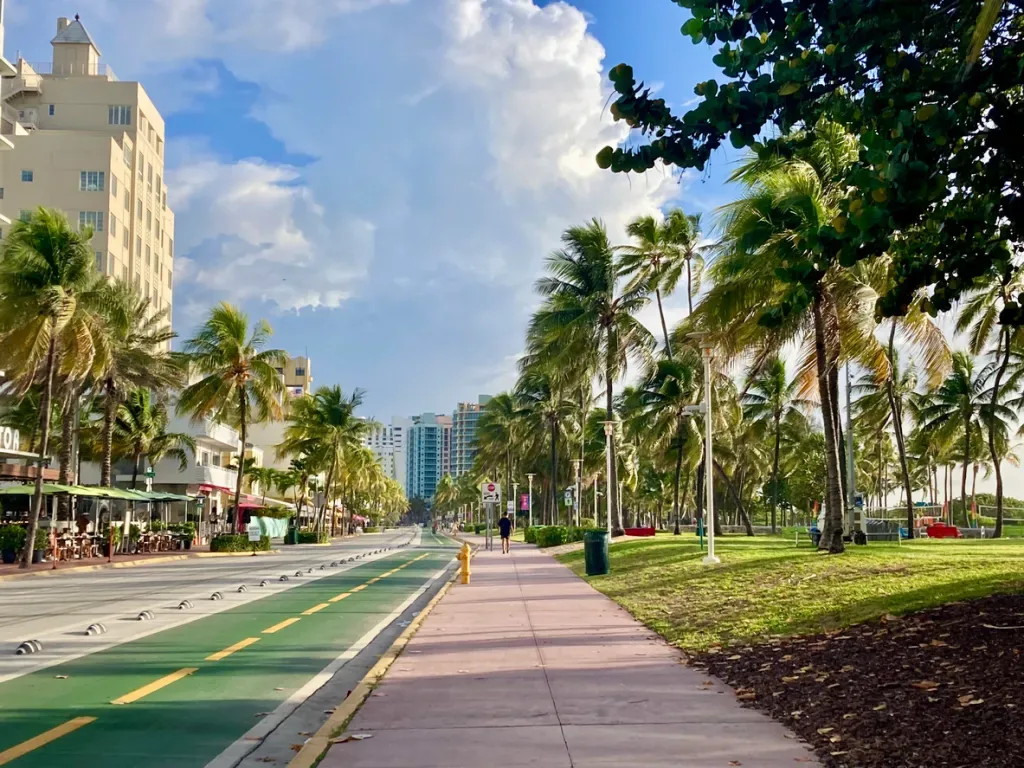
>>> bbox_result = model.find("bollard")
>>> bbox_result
[456,542,472,584]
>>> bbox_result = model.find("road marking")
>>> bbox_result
[302,603,329,616]
[0,716,96,765]
[206,637,260,662]
[111,668,198,705]
[328,592,351,603]
[351,584,367,593]
[366,577,380,584]
[263,617,301,634]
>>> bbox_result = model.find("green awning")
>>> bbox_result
[0,483,81,496]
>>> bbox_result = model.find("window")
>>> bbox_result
[124,190,130,211]
[145,245,151,265]
[156,174,161,193]
[133,273,140,289]
[48,104,55,116]
[80,171,105,192]
[19,210,30,222]
[148,125,155,145]
[156,137,163,157]
[211,453,221,468]
[95,251,105,274]
[137,199,142,220]
[109,105,132,125]
[147,163,153,189]
[109,214,117,237]
[162,191,167,209]
[122,265,128,281]
[123,229,129,249]
[79,211,105,232]
[21,170,33,182]
[110,176,118,197]
[146,209,152,231]
[123,144,132,168]
[155,223,160,242]
[136,236,142,257]
[168,238,174,259]
[137,156,144,181]
[0,188,4,200]
[145,281,150,299]
[167,269,173,288]
[295,368,306,376]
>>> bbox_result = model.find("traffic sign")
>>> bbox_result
[506,500,514,514]
[564,490,573,507]
[481,482,501,503]
[247,520,262,543]
[145,466,155,478]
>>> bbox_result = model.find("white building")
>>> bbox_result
[363,416,413,495]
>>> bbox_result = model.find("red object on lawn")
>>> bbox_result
[623,527,656,537]
[926,522,962,539]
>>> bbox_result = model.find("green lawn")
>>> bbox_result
[557,535,1024,652]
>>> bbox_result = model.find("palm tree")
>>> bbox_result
[278,386,374,535]
[95,280,182,487]
[629,351,703,534]
[621,209,707,355]
[113,389,196,489]
[515,367,576,524]
[957,273,1024,537]
[434,474,458,525]
[529,219,655,532]
[742,357,805,532]
[178,303,286,533]
[919,352,1014,524]
[0,207,105,567]
[476,393,525,502]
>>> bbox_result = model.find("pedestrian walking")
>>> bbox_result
[498,511,512,554]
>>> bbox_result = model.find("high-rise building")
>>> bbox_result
[361,415,412,495]
[438,415,453,477]
[406,414,446,502]
[0,16,175,324]
[452,395,491,477]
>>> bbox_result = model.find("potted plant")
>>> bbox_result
[180,522,195,550]
[0,525,27,564]
[99,523,122,557]
[33,527,48,564]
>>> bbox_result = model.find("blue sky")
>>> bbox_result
[8,0,736,421]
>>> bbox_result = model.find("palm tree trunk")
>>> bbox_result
[656,287,673,359]
[961,415,971,528]
[686,258,694,315]
[812,291,845,553]
[57,392,75,523]
[714,460,753,535]
[549,419,559,525]
[672,416,684,535]
[971,462,978,523]
[234,390,247,534]
[23,336,58,568]
[101,379,117,487]
[771,414,781,533]
[885,322,915,538]
[605,335,622,534]
[989,326,1012,538]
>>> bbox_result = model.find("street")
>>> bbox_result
[0,529,458,767]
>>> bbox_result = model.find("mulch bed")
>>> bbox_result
[693,593,1024,768]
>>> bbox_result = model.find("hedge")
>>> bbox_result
[530,526,603,548]
[295,530,328,544]
[363,526,379,533]
[210,534,271,552]
[523,525,538,544]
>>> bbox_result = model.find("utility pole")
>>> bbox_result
[701,343,719,565]
[846,362,858,536]
[572,459,582,527]
[603,422,615,537]
[526,474,534,528]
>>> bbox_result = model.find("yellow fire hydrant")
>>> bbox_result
[457,542,472,584]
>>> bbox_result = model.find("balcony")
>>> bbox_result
[167,414,240,453]
[192,463,239,492]
[16,60,116,81]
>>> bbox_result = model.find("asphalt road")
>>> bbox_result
[0,528,459,767]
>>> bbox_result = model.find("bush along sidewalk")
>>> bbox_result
[527,525,604,548]
[210,534,271,552]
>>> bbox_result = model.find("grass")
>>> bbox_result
[557,534,1024,652]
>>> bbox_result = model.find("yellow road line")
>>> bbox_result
[206,637,260,662]
[351,584,367,593]
[329,592,351,603]
[263,617,301,634]
[302,603,329,616]
[0,717,96,765]
[366,577,380,584]
[111,668,198,705]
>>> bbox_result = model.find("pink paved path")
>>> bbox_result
[323,542,821,768]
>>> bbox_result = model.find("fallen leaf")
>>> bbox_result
[912,680,940,691]
[290,745,303,752]
[54,675,68,680]
[843,713,857,720]
[737,692,756,701]
[830,735,842,743]
[958,694,975,705]
[873,704,887,711]
[729,762,743,766]
[817,727,834,735]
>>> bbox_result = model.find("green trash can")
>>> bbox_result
[583,530,610,576]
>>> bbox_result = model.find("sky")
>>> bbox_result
[7,0,736,422]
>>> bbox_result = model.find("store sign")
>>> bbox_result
[0,427,20,451]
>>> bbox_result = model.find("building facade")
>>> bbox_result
[406,414,446,502]
[0,16,175,324]
[438,415,452,477]
[452,396,491,477]
[278,355,312,398]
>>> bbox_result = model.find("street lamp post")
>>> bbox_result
[526,473,535,528]
[572,459,582,527]
[512,481,518,530]
[602,421,615,537]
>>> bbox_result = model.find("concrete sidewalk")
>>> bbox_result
[321,542,820,767]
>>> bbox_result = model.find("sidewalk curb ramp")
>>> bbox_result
[287,570,458,768]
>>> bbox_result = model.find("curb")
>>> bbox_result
[287,571,458,768]
[0,549,283,582]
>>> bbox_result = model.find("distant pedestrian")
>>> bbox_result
[498,511,512,554]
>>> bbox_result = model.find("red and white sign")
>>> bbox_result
[481,482,501,503]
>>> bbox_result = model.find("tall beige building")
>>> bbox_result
[0,15,175,323]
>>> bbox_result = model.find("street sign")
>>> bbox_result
[564,490,573,507]
[506,501,514,514]
[481,482,501,503]
[247,520,262,543]
[144,466,155,478]
[520,493,529,511]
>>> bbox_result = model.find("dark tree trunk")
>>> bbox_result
[885,322,916,539]
[23,336,58,568]
[714,460,753,535]
[234,389,248,534]
[57,391,76,522]
[101,379,117,487]
[989,326,1012,538]
[812,291,845,553]
[656,287,673,360]
[961,414,970,529]
[771,413,781,533]
[672,417,684,535]
[550,418,559,526]
[605,335,622,534]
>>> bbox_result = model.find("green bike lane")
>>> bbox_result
[0,547,454,767]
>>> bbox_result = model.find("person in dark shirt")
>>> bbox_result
[497,511,512,554]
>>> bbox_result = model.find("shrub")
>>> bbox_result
[0,524,27,554]
[363,526,380,533]
[256,507,294,520]
[34,526,48,552]
[295,530,328,544]
[579,518,597,529]
[210,534,270,552]
[534,526,569,548]
[523,525,538,544]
